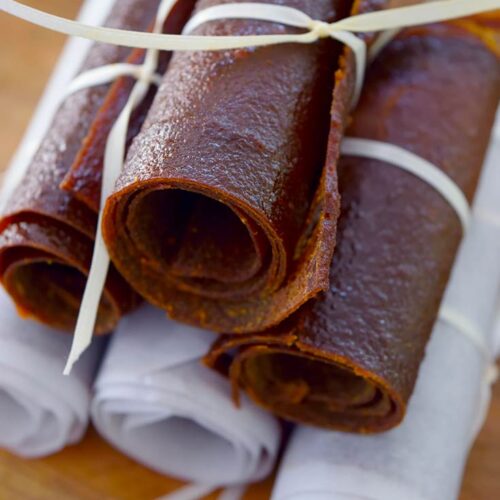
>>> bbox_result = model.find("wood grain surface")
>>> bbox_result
[0,1,499,499]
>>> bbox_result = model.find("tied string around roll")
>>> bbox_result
[476,209,500,229]
[339,138,471,231]
[340,133,500,439]
[438,306,499,441]
[61,0,176,376]
[337,139,493,438]
[1,0,498,375]
[3,0,500,108]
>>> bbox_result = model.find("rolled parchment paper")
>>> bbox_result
[0,0,110,459]
[102,0,386,334]
[0,288,103,457]
[271,115,500,500]
[91,305,280,486]
[0,0,195,334]
[207,21,500,432]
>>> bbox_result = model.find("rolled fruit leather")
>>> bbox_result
[102,0,386,334]
[0,0,196,333]
[206,19,500,432]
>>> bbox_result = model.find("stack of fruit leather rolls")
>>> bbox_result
[0,0,114,457]
[271,113,500,500]
[0,0,196,334]
[207,18,500,432]
[101,0,384,333]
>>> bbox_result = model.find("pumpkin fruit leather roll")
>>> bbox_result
[61,1,198,211]
[0,0,195,333]
[102,0,380,333]
[206,21,500,432]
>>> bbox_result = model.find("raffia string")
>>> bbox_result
[3,0,500,106]
[438,306,499,441]
[4,0,499,49]
[1,0,498,374]
[340,135,500,440]
[65,63,163,97]
[476,209,500,228]
[340,138,471,230]
[63,0,178,375]
[439,307,490,360]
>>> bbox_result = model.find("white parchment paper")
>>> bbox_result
[92,305,281,486]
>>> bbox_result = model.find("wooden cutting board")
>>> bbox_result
[0,1,499,499]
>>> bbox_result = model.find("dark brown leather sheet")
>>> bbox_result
[0,0,195,333]
[102,0,385,334]
[61,0,198,211]
[206,22,500,432]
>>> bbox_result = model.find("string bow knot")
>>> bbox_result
[308,20,334,38]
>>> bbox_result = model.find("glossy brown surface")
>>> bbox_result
[102,0,370,333]
[61,0,197,211]
[208,22,500,432]
[0,0,193,333]
[1,2,499,497]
